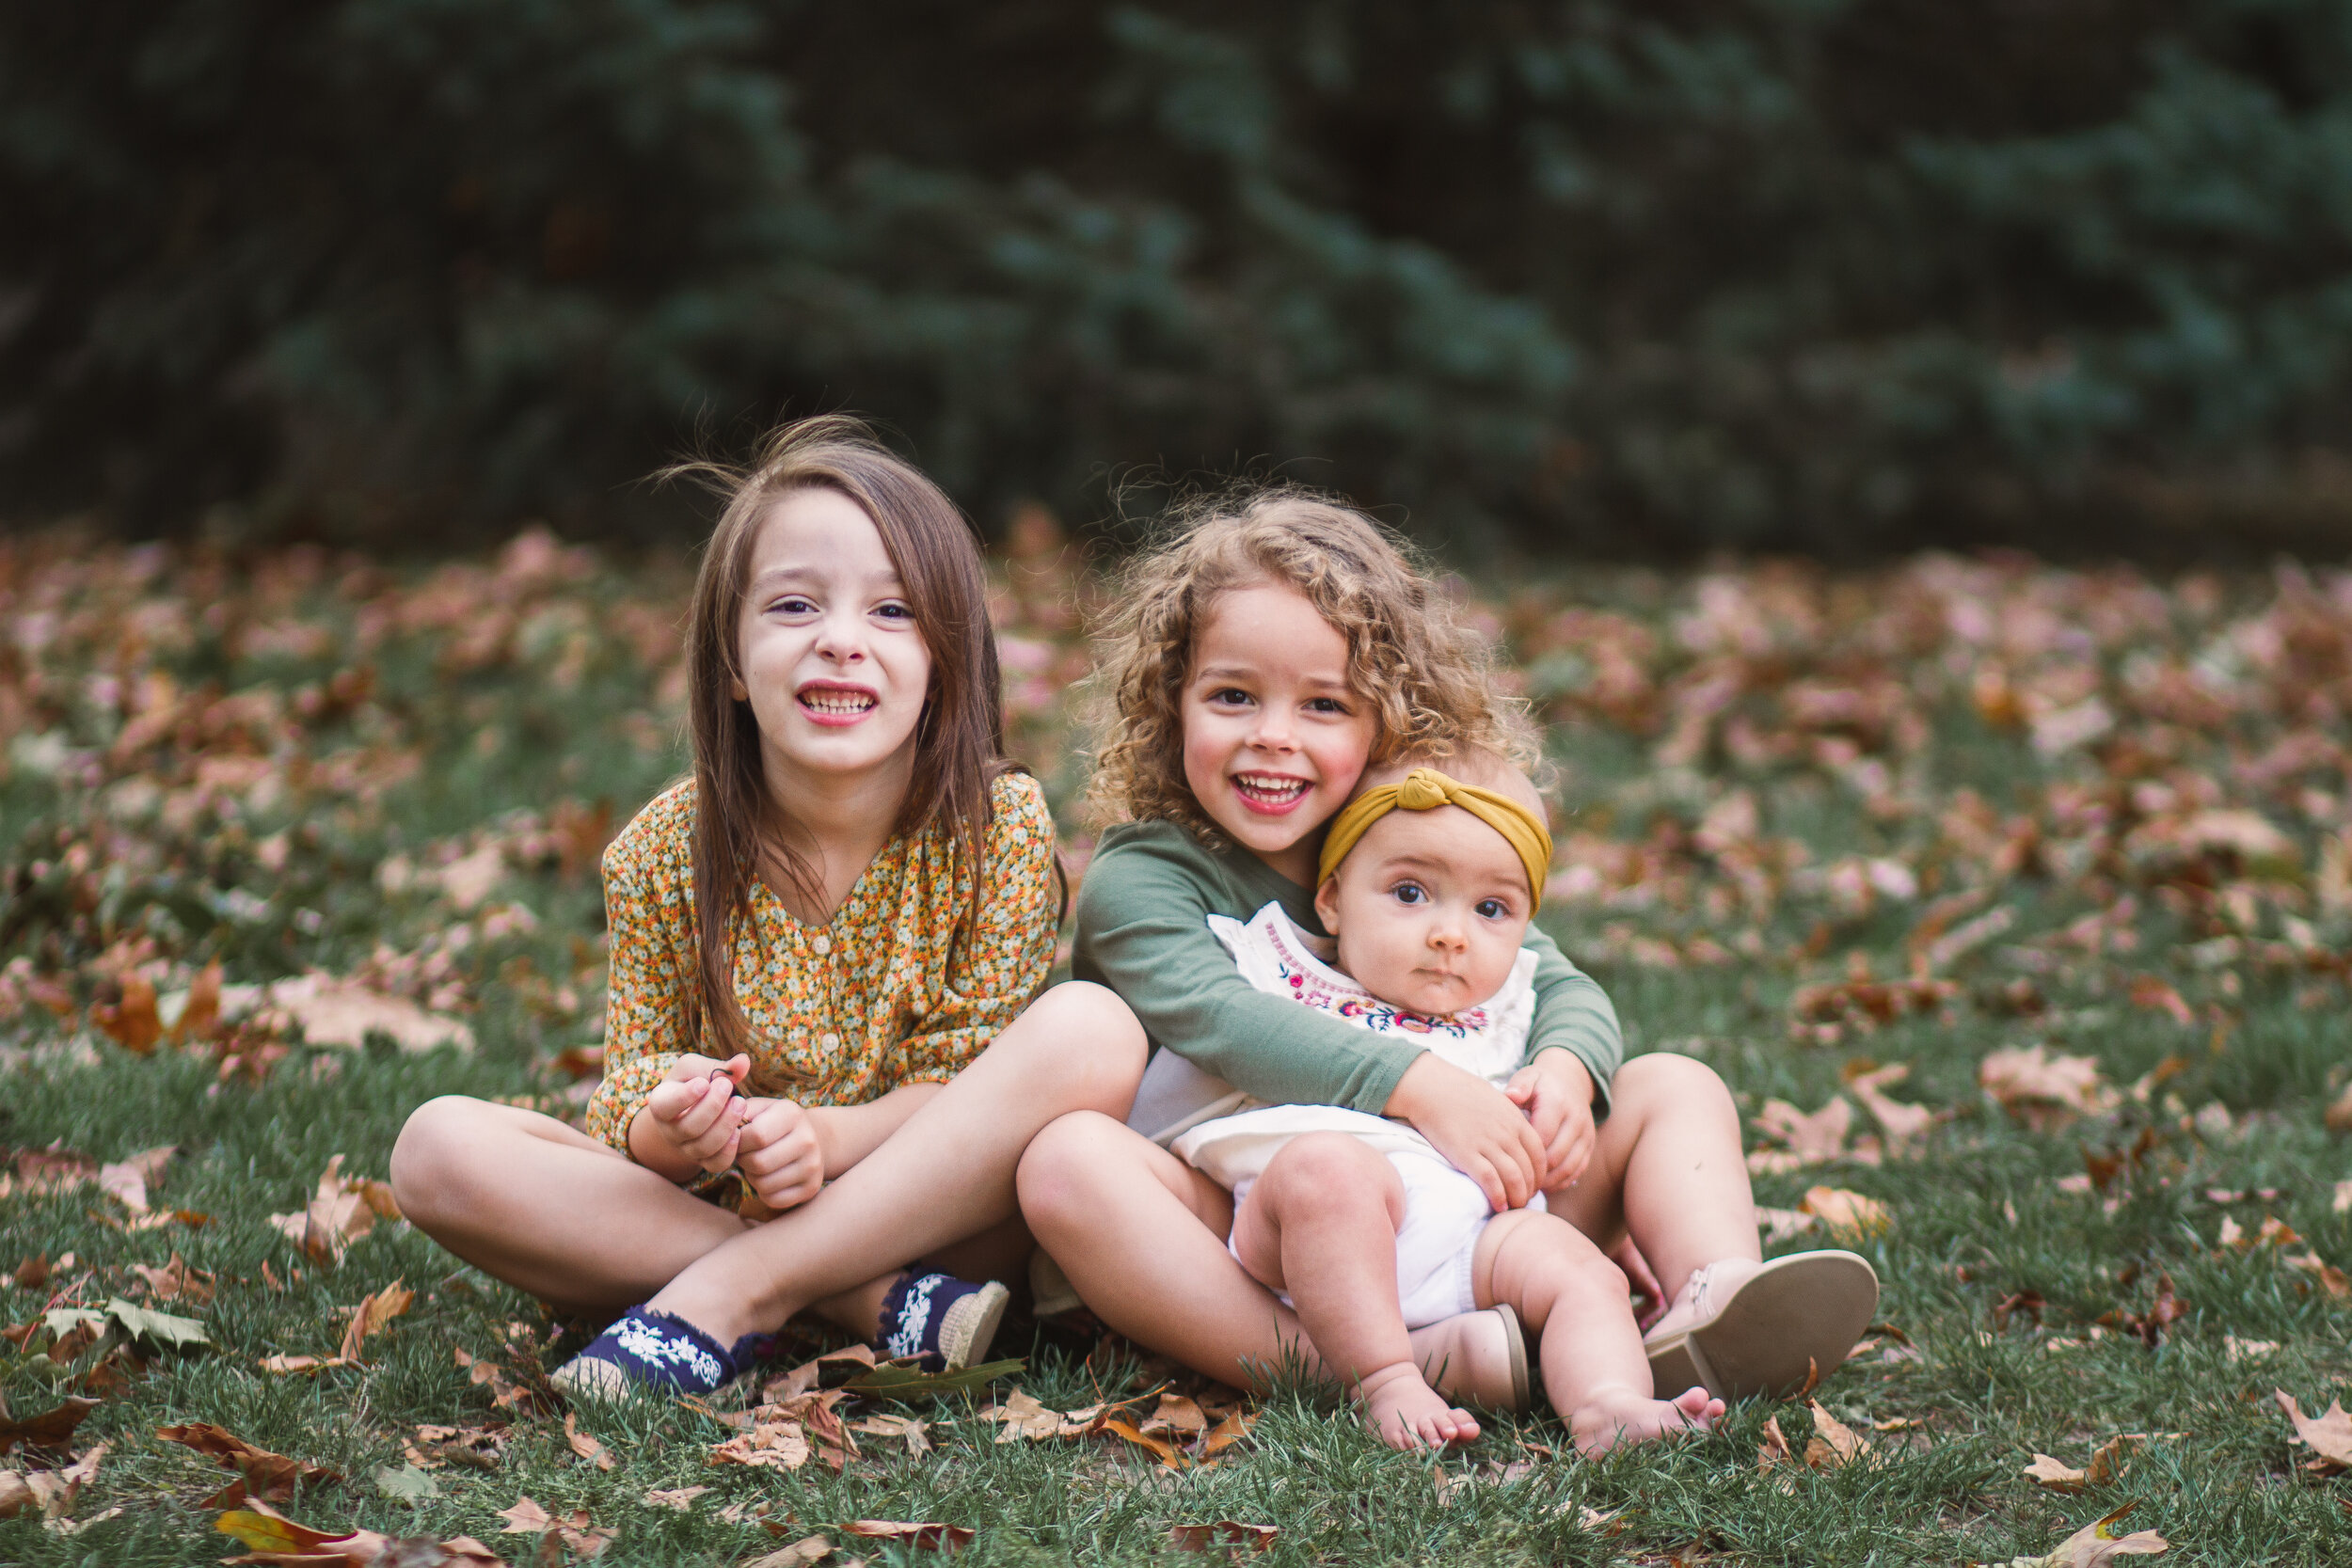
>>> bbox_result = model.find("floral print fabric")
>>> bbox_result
[584,771,1059,1155]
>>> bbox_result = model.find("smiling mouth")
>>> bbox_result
[1232,772,1311,811]
[798,687,877,718]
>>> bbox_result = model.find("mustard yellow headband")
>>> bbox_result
[1317,767,1554,910]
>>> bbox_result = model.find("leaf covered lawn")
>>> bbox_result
[1,528,2349,1564]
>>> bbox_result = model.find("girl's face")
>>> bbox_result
[1180,581,1375,884]
[733,487,932,799]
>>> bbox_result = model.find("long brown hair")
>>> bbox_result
[672,416,1009,1066]
[1089,484,1535,843]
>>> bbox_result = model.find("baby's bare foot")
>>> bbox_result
[1358,1362,1482,1451]
[1567,1384,1724,1456]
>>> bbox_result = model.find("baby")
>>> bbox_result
[1169,753,1724,1451]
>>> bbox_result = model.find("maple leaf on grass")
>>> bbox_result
[216,1495,508,1566]
[259,973,475,1053]
[2273,1389,2352,1470]
[1803,1401,1870,1470]
[843,1519,975,1551]
[1168,1520,1279,1554]
[639,1485,707,1511]
[0,1397,97,1456]
[1979,1046,2119,1131]
[1990,1501,2169,1567]
[156,1422,340,1502]
[563,1412,614,1471]
[497,1495,615,1558]
[266,1155,402,1265]
[1749,1096,1853,1172]
[746,1537,834,1568]
[96,1144,176,1212]
[1799,1185,1890,1239]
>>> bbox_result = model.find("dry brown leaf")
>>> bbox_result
[2274,1389,2352,1469]
[1800,1185,1890,1239]
[0,1397,97,1456]
[262,973,475,1053]
[746,1536,833,1568]
[1200,1411,1257,1458]
[708,1420,813,1472]
[2026,1453,2088,1493]
[1844,1063,1937,1146]
[2328,1082,2352,1136]
[1168,1521,1278,1554]
[267,1156,401,1266]
[2003,1502,2171,1566]
[847,1414,931,1457]
[1100,1416,1186,1469]
[564,1413,614,1471]
[1141,1392,1210,1438]
[843,1520,973,1551]
[2125,974,2196,1027]
[1803,1401,1868,1470]
[496,1497,552,1534]
[1751,1097,1853,1171]
[91,975,162,1053]
[0,1472,33,1518]
[1757,1415,1793,1472]
[336,1278,414,1362]
[1979,1046,2117,1130]
[639,1485,707,1511]
[97,1146,176,1212]
[157,1422,340,1501]
[2086,1434,2140,1484]
[131,1252,215,1304]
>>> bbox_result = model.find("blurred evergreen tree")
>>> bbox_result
[6,0,2352,553]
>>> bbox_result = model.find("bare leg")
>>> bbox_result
[644,983,1146,1344]
[1544,1053,1760,1307]
[1017,1112,1521,1405]
[391,1099,755,1314]
[1232,1134,1478,1450]
[1472,1210,1724,1456]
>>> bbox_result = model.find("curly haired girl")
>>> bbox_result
[1018,487,1876,1443]
[391,417,1144,1397]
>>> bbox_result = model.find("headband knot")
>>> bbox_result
[1317,766,1553,911]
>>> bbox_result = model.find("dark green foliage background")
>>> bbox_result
[10,0,2352,553]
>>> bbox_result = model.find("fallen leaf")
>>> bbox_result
[497,1497,554,1534]
[640,1485,708,1511]
[2333,1180,2352,1214]
[983,1389,1066,1443]
[373,1461,442,1501]
[0,1397,97,1455]
[1142,1392,1211,1438]
[264,973,475,1053]
[103,1296,209,1350]
[1200,1411,1256,1458]
[97,1146,176,1212]
[2126,974,2196,1027]
[1753,1097,1853,1169]
[130,1252,214,1304]
[1168,1521,1278,1554]
[0,1473,33,1517]
[847,1414,931,1456]
[1757,1415,1794,1472]
[2026,1453,2089,1493]
[746,1537,833,1568]
[2274,1389,2352,1470]
[1994,1501,2170,1566]
[91,974,162,1053]
[267,1156,401,1265]
[2225,1337,2279,1363]
[1979,1046,2117,1130]
[708,1420,813,1472]
[564,1412,614,1471]
[1101,1416,1186,1468]
[842,1520,973,1551]
[336,1277,415,1362]
[1844,1062,1937,1146]
[2086,1434,2140,1483]
[1756,1206,1820,1243]
[1804,1401,1868,1469]
[157,1422,340,1501]
[841,1355,1022,1401]
[1800,1185,1890,1239]
[215,1496,506,1567]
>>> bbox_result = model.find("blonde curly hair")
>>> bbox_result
[1088,486,1535,840]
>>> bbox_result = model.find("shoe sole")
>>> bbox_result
[937,1279,1011,1370]
[1645,1250,1879,1401]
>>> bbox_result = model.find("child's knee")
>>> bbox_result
[1014,1110,1129,1224]
[1009,982,1148,1101]
[1614,1052,1735,1120]
[1258,1134,1403,1222]
[389,1095,492,1222]
[1488,1213,1629,1325]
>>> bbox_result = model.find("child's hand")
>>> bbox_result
[734,1097,825,1212]
[631,1053,752,1180]
[1387,1053,1546,1210]
[1506,1050,1598,1190]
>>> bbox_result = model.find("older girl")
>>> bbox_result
[391,417,1143,1395]
[1017,492,1876,1428]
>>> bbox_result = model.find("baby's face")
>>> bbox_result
[1313,805,1534,1018]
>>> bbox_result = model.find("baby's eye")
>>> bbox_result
[1475,897,1511,920]
[1390,881,1427,906]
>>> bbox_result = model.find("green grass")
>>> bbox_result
[2,534,2348,1563]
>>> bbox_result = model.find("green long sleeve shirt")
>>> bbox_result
[1073,820,1624,1119]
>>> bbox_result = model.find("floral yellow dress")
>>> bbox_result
[583,770,1060,1161]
